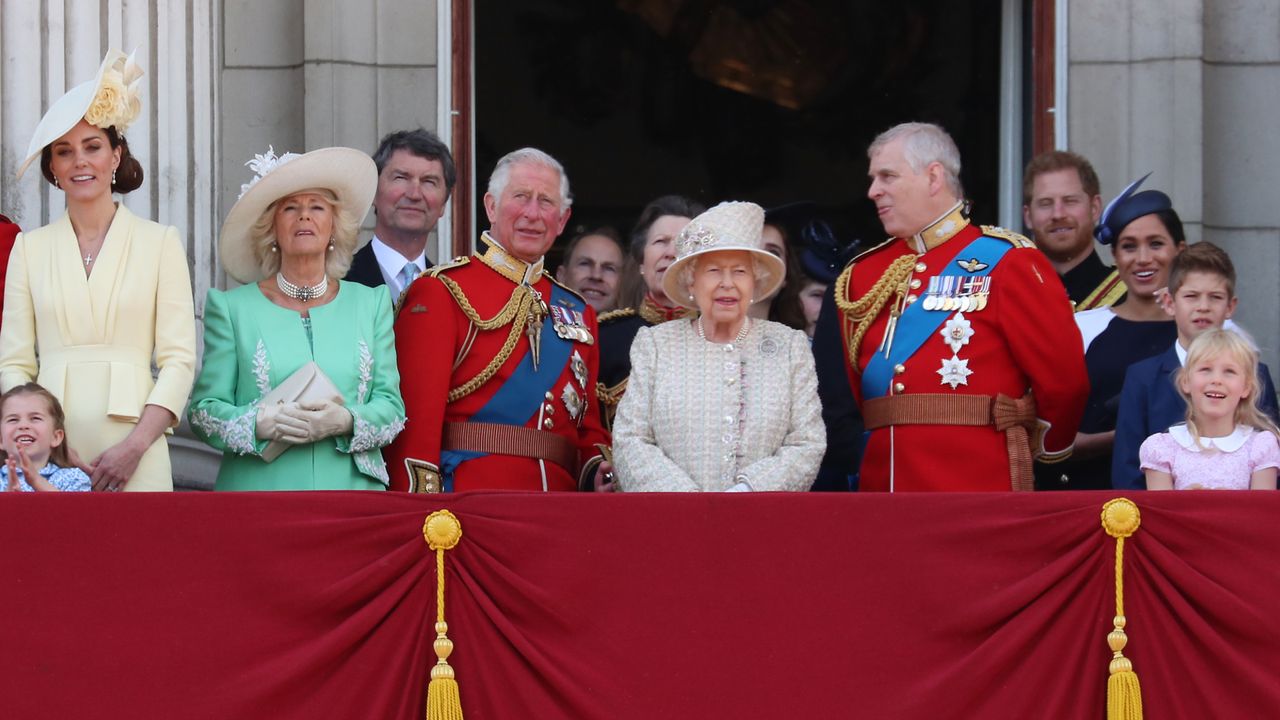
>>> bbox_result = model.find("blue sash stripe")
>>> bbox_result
[443,283,579,487]
[861,235,1012,400]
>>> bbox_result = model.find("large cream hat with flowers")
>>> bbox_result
[662,201,785,310]
[17,49,144,179]
[219,146,377,284]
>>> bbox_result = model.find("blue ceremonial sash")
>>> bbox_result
[440,283,578,488]
[860,234,1012,401]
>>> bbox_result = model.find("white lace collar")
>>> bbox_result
[1168,423,1253,452]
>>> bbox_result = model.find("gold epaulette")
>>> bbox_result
[981,225,1035,248]
[426,255,470,277]
[596,378,628,431]
[547,274,589,307]
[597,307,637,324]
[845,237,896,267]
[394,257,470,315]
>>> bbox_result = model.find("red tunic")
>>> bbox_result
[385,237,609,492]
[838,216,1088,492]
[0,215,19,325]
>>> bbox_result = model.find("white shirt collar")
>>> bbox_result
[1175,339,1188,366]
[1168,423,1253,452]
[370,236,428,297]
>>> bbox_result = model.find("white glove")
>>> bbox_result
[256,402,308,442]
[276,400,353,443]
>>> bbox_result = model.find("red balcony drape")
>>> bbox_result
[3,490,1278,719]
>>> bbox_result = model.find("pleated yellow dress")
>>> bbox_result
[0,204,196,491]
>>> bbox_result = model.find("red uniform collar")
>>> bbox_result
[640,293,691,324]
[475,231,546,285]
[905,201,969,253]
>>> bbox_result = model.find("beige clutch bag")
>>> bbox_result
[260,361,344,462]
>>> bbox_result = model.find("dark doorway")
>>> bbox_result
[475,0,1006,259]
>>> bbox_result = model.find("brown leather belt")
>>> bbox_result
[443,421,578,474]
[862,392,1038,491]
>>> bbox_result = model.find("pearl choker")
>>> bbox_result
[697,316,750,344]
[277,273,328,302]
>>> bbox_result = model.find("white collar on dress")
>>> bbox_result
[1168,423,1253,452]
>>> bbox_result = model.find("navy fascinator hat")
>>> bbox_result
[1094,173,1173,246]
[765,202,860,285]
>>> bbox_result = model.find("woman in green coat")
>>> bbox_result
[190,147,406,490]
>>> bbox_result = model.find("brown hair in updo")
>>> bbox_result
[40,125,144,194]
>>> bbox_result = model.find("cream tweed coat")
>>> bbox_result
[613,318,825,491]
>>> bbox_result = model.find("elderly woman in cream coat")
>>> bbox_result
[612,201,824,491]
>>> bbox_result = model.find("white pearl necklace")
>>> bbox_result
[697,316,750,344]
[277,272,328,302]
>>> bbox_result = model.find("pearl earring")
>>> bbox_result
[270,243,278,253]
[328,238,335,251]
[53,176,60,189]
[112,169,117,186]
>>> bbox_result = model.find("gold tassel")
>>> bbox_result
[1101,498,1143,720]
[424,510,465,720]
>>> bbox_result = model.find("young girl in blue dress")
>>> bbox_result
[0,383,91,492]
[1141,329,1280,490]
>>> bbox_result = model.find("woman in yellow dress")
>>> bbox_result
[0,50,196,492]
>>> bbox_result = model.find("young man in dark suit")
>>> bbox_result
[348,129,456,300]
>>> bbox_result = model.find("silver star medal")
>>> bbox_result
[561,383,583,421]
[940,312,974,353]
[937,355,973,389]
[570,350,588,389]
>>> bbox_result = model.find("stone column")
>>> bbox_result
[0,0,222,489]
[1204,0,1280,373]
[1068,0,1205,244]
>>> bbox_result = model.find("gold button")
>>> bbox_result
[894,364,905,374]
[1059,474,1069,485]
[905,294,917,304]
[893,382,905,393]
[545,404,555,416]
[543,418,553,429]
[915,262,927,273]
[909,279,922,290]
[544,391,553,400]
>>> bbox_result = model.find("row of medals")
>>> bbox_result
[921,276,991,313]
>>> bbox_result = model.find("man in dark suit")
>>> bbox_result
[347,129,456,300]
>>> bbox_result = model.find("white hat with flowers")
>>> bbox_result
[662,201,785,310]
[219,146,377,284]
[17,49,144,179]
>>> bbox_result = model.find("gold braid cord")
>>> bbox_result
[833,254,917,368]
[1101,498,1143,720]
[424,510,465,720]
[437,275,539,402]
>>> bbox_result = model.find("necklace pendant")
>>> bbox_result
[83,253,93,267]
[277,273,328,303]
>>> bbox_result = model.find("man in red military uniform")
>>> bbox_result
[385,148,610,492]
[834,123,1088,491]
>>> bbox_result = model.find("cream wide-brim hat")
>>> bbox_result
[219,147,377,284]
[17,49,142,180]
[662,201,785,311]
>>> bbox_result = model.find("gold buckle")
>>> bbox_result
[405,459,442,493]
